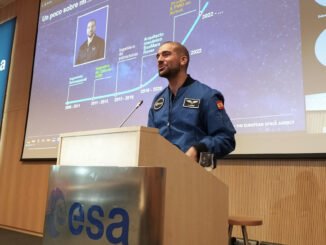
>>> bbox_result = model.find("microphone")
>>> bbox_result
[119,100,143,127]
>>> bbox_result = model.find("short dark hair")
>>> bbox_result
[161,41,190,69]
[88,19,96,25]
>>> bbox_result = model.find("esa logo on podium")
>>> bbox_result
[0,59,6,71]
[46,188,129,244]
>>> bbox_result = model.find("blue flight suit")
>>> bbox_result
[147,75,236,159]
[75,35,105,65]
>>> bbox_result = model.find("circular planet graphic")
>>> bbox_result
[315,0,326,7]
[315,29,326,66]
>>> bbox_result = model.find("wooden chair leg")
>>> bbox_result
[241,225,249,245]
[228,224,233,242]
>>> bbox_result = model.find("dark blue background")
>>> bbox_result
[0,18,16,131]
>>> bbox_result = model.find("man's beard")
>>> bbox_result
[159,66,180,79]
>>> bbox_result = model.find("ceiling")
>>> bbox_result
[0,0,15,8]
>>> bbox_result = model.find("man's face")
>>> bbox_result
[156,43,183,78]
[87,21,96,38]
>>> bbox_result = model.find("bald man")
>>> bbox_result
[148,41,236,164]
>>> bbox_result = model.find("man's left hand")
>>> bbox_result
[186,146,198,162]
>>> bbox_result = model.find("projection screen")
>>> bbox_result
[22,0,326,159]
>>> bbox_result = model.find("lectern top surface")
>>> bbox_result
[60,126,158,137]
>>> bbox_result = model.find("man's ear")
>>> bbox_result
[180,55,188,66]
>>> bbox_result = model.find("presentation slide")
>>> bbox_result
[0,18,16,135]
[22,0,326,159]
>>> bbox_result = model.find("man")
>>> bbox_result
[147,41,236,163]
[75,19,105,65]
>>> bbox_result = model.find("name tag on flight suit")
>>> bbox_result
[183,98,200,108]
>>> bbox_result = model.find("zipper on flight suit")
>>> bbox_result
[167,91,172,127]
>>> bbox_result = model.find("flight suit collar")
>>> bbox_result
[182,74,195,87]
[169,75,195,101]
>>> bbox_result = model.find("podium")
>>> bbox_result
[49,126,228,245]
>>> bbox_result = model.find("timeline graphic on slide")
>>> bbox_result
[65,1,209,107]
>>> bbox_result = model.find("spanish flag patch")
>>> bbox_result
[216,100,224,110]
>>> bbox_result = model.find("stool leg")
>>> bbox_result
[228,224,233,243]
[241,225,249,245]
